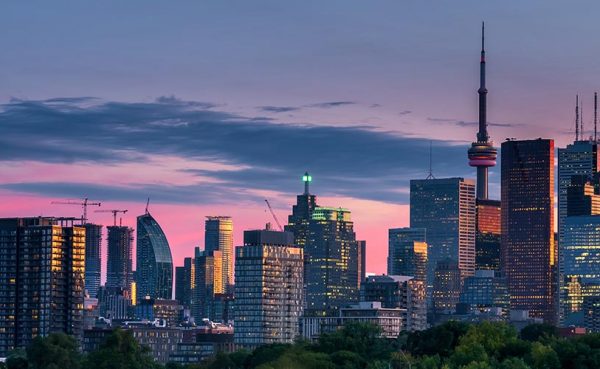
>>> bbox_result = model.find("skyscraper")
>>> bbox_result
[234,227,303,348]
[0,217,85,356]
[84,223,103,297]
[388,228,428,283]
[432,258,462,314]
[175,257,195,308]
[106,225,134,294]
[205,216,233,292]
[501,139,556,323]
[305,207,360,311]
[193,248,224,322]
[475,199,501,270]
[285,172,317,249]
[358,240,367,287]
[137,212,173,301]
[410,178,476,283]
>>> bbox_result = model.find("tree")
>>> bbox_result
[405,321,470,358]
[519,325,557,342]
[526,342,560,369]
[317,322,393,362]
[6,348,28,369]
[83,328,161,369]
[498,358,530,369]
[26,333,81,369]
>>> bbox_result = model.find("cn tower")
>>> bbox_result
[468,22,497,200]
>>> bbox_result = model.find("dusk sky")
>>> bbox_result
[1,1,597,277]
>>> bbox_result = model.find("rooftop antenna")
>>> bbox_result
[582,98,585,139]
[595,92,598,142]
[576,94,580,141]
[426,141,435,179]
[145,197,150,214]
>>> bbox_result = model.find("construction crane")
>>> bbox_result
[51,197,101,224]
[264,199,283,231]
[95,209,128,226]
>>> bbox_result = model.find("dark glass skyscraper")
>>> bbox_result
[193,247,223,322]
[285,172,317,249]
[84,223,102,297]
[0,217,85,356]
[501,139,556,323]
[410,178,476,284]
[387,228,428,283]
[475,199,501,270]
[305,207,359,311]
[137,212,173,301]
[175,257,195,307]
[106,225,134,294]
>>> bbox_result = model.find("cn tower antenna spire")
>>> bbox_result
[468,21,497,200]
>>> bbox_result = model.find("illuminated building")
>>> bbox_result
[84,223,102,298]
[285,172,318,249]
[135,297,184,327]
[106,225,134,295]
[562,215,600,325]
[136,211,173,301]
[432,258,462,313]
[193,248,224,323]
[501,138,556,323]
[361,275,427,331]
[131,282,137,306]
[584,296,600,332]
[234,227,303,348]
[205,216,233,293]
[0,217,85,356]
[459,270,508,312]
[410,178,476,284]
[175,257,195,307]
[98,286,131,319]
[305,207,360,311]
[387,228,428,283]
[475,199,501,270]
[558,139,599,323]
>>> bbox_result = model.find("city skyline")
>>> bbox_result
[3,2,600,276]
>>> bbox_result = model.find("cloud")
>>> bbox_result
[399,110,412,115]
[0,97,475,205]
[307,101,356,109]
[258,106,300,113]
[427,117,520,128]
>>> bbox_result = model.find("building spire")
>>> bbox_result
[302,172,312,195]
[477,21,488,142]
[426,141,435,179]
[595,92,597,142]
[576,94,580,141]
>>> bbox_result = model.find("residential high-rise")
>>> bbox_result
[410,178,476,283]
[106,225,134,294]
[205,216,233,293]
[432,258,462,314]
[234,227,303,348]
[358,240,367,287]
[501,139,556,323]
[361,275,427,331]
[562,215,600,325]
[175,257,195,308]
[388,228,428,282]
[85,223,103,297]
[193,248,223,323]
[475,200,501,270]
[137,212,173,301]
[0,217,85,356]
[285,172,317,249]
[558,140,599,323]
[305,207,360,311]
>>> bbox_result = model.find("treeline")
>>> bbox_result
[4,322,600,369]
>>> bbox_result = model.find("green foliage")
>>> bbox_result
[519,324,557,342]
[26,333,81,369]
[526,342,560,369]
[6,349,28,369]
[83,328,161,369]
[406,321,470,357]
[317,321,394,362]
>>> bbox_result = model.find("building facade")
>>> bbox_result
[410,178,476,284]
[175,257,195,308]
[475,200,501,271]
[234,228,303,348]
[387,227,428,282]
[84,223,103,298]
[193,248,224,323]
[106,225,134,294]
[501,139,556,323]
[432,258,462,314]
[205,216,233,293]
[136,212,173,301]
[459,270,508,312]
[305,207,360,311]
[0,217,85,356]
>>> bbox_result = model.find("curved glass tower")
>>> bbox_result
[136,212,173,301]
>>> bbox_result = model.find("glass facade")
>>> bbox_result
[205,216,233,293]
[106,225,134,294]
[84,223,102,298]
[501,139,556,323]
[410,177,476,284]
[476,199,501,270]
[305,207,360,311]
[175,257,195,307]
[432,258,462,313]
[193,249,223,323]
[137,213,173,301]
[459,270,508,312]
[387,227,427,283]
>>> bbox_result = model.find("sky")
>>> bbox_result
[1,1,598,277]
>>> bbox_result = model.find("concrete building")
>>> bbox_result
[0,217,85,356]
[501,139,556,323]
[234,227,303,348]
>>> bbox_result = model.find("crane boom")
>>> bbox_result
[264,199,283,231]
[51,197,101,223]
[94,209,128,226]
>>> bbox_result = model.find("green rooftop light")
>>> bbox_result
[302,175,312,182]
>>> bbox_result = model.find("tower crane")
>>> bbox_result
[51,197,101,224]
[94,209,128,226]
[264,199,283,231]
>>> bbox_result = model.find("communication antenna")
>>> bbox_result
[594,92,597,142]
[576,95,580,141]
[426,141,435,179]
